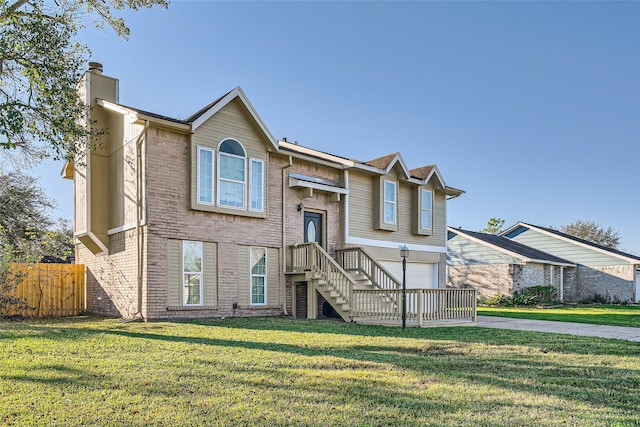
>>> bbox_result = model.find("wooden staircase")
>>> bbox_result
[289,243,477,326]
[290,242,356,322]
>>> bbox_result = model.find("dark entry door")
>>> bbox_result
[303,211,323,247]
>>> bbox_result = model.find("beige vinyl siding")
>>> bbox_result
[166,239,182,306]
[267,248,279,306]
[349,173,375,234]
[190,100,268,216]
[203,242,217,306]
[348,171,446,247]
[237,246,250,305]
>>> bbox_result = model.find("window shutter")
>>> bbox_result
[267,248,279,306]
[203,242,217,306]
[237,246,250,305]
[166,239,182,306]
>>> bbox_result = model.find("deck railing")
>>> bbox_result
[291,242,354,305]
[335,247,401,292]
[352,288,477,326]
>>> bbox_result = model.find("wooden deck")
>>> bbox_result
[290,243,477,327]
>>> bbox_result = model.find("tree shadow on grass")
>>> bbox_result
[3,320,640,425]
[54,326,640,417]
[184,316,640,357]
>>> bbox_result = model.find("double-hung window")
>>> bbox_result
[383,180,397,225]
[197,147,214,204]
[250,247,267,305]
[420,189,432,230]
[218,139,246,208]
[182,241,203,306]
[249,159,264,211]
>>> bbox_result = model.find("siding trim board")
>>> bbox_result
[345,236,446,253]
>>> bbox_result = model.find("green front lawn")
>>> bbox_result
[478,305,640,328]
[1,316,639,426]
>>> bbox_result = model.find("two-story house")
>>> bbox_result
[65,63,473,325]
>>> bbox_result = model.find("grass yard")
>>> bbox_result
[478,305,640,328]
[1,317,639,426]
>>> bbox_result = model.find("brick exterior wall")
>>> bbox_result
[449,262,570,299]
[438,253,447,288]
[144,128,285,320]
[569,265,635,303]
[448,264,514,297]
[282,157,344,316]
[78,228,143,318]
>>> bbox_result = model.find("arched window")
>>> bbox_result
[195,138,265,213]
[218,139,246,208]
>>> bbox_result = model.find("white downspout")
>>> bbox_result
[135,121,149,319]
[343,170,349,245]
[281,155,293,316]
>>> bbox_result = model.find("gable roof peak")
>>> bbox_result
[409,164,435,180]
[365,152,400,170]
[188,86,278,152]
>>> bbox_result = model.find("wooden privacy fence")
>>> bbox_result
[2,263,85,317]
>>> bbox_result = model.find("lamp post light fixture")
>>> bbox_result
[400,244,409,330]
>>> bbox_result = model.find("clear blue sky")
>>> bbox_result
[32,1,639,253]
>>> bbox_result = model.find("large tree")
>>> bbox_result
[560,219,621,249]
[0,171,65,261]
[0,0,167,164]
[479,217,505,235]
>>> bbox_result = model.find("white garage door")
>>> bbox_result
[378,261,438,289]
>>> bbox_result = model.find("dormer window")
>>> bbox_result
[421,189,432,230]
[413,187,434,235]
[383,180,397,225]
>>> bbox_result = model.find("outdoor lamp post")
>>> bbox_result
[400,244,409,330]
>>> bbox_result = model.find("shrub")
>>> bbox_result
[484,294,511,306]
[511,286,559,306]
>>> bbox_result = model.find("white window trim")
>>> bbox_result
[217,150,247,210]
[249,158,265,212]
[250,246,267,306]
[383,180,397,225]
[197,146,215,205]
[182,241,203,307]
[420,189,433,230]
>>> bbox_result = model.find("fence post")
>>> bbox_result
[417,289,423,327]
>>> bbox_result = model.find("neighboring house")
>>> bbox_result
[501,223,640,303]
[447,228,575,299]
[63,63,471,323]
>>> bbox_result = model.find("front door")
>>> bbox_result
[303,211,323,247]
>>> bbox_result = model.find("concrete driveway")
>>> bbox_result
[477,316,640,342]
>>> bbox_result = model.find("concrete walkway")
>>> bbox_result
[477,316,640,342]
